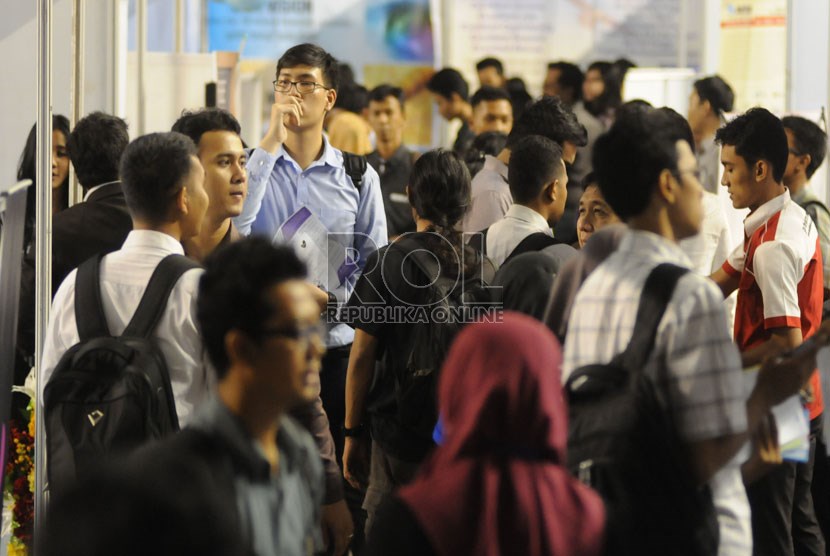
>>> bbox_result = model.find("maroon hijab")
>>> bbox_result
[398,312,605,556]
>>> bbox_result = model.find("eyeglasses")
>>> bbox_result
[259,321,326,347]
[272,79,330,95]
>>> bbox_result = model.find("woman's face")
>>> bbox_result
[52,129,70,189]
[582,69,605,103]
[577,184,620,248]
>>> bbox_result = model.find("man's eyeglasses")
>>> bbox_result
[272,79,330,95]
[259,321,326,347]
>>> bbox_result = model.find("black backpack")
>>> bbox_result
[467,228,559,263]
[391,236,494,442]
[44,253,200,494]
[502,232,560,264]
[565,263,719,555]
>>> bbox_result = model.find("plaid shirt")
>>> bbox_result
[563,229,751,555]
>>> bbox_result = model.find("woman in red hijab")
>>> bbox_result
[364,312,605,556]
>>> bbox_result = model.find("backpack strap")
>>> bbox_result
[804,199,830,216]
[75,253,111,341]
[502,232,560,265]
[342,152,368,193]
[614,263,688,371]
[122,254,202,339]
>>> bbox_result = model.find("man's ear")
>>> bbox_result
[225,329,257,370]
[656,168,677,204]
[175,186,189,216]
[542,180,557,204]
[800,153,813,174]
[755,160,770,182]
[325,88,337,112]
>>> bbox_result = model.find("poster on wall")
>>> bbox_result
[207,0,436,147]
[718,0,787,113]
[442,0,703,99]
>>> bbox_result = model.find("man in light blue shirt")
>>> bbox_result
[234,43,387,553]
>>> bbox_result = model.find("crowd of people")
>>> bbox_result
[10,42,830,556]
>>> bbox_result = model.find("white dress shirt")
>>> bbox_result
[486,204,554,267]
[41,230,212,426]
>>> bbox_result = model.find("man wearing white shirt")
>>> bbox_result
[41,131,210,427]
[486,135,576,267]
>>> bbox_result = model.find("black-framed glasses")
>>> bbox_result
[272,79,330,95]
[259,321,326,346]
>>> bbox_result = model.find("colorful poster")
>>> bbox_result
[208,0,433,65]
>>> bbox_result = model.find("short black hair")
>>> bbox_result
[197,237,307,377]
[658,106,695,153]
[119,132,197,223]
[506,96,587,149]
[693,75,735,116]
[506,78,533,119]
[67,111,129,190]
[171,108,241,148]
[335,84,368,113]
[277,43,339,91]
[782,115,828,179]
[508,135,564,205]
[368,84,405,111]
[476,57,504,75]
[464,131,508,176]
[427,68,469,102]
[547,61,584,100]
[716,107,788,183]
[470,86,511,108]
[593,108,689,220]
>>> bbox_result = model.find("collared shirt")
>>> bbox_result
[367,146,416,237]
[680,191,735,275]
[564,230,750,555]
[486,204,554,267]
[235,139,388,347]
[40,230,212,426]
[722,190,824,418]
[462,155,511,233]
[189,396,323,556]
[82,180,121,202]
[790,186,830,291]
[698,137,721,195]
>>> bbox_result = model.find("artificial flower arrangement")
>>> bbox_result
[3,371,36,555]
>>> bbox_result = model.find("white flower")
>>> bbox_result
[11,367,36,401]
